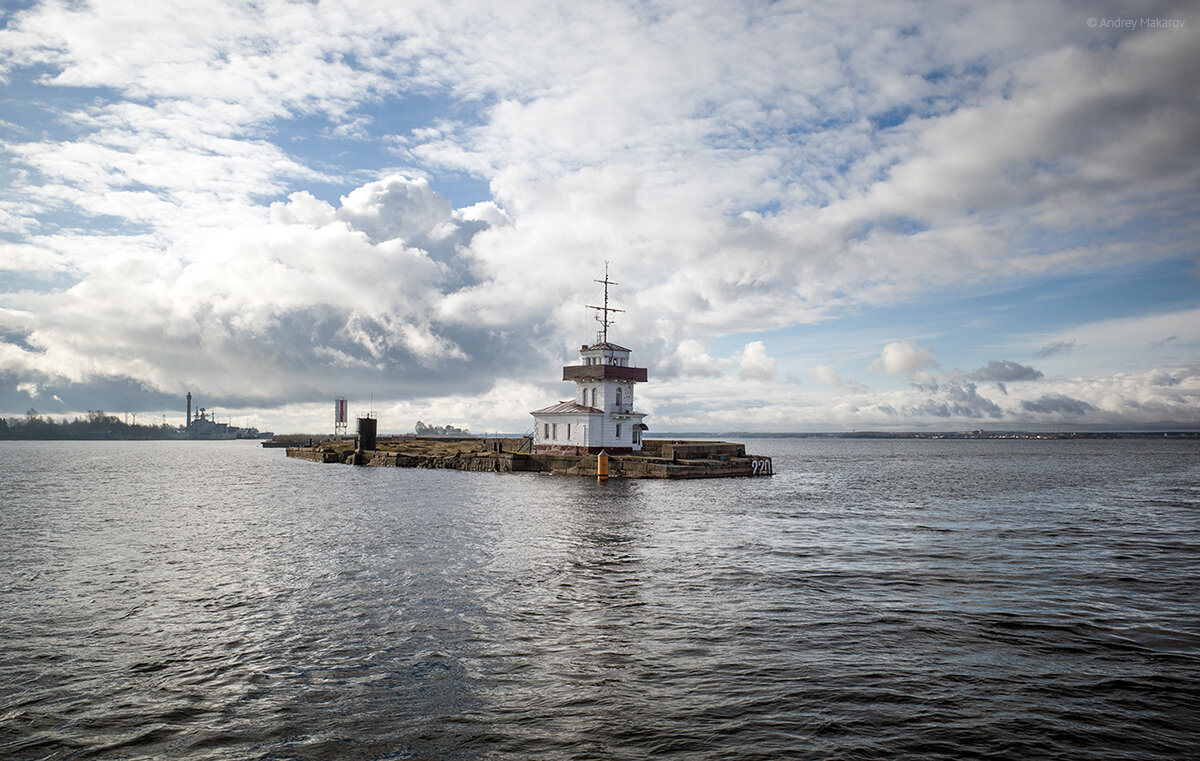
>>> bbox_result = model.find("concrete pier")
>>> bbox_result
[285,438,773,479]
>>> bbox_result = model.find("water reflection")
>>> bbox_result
[452,476,653,752]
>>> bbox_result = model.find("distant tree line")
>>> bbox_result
[0,410,178,440]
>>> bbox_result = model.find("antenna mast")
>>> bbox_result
[587,261,624,344]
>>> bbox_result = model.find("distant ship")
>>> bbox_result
[414,420,470,437]
[183,392,269,440]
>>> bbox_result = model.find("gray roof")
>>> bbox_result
[530,401,604,415]
[583,341,631,352]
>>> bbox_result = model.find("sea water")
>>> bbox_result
[1,437,1197,760]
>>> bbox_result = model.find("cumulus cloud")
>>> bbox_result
[656,339,732,379]
[0,175,522,412]
[869,339,937,377]
[336,176,453,245]
[737,341,777,382]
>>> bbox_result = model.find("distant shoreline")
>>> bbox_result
[1,411,268,441]
[662,431,1200,440]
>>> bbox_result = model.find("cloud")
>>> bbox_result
[905,383,1004,419]
[969,360,1044,384]
[869,339,937,377]
[847,18,1200,240]
[1,0,1198,431]
[0,243,73,275]
[656,339,732,379]
[1021,393,1097,417]
[737,341,777,382]
[335,176,453,245]
[0,175,521,411]
[1035,339,1077,358]
[964,359,1044,392]
[811,365,843,387]
[811,365,870,394]
[1148,371,1181,387]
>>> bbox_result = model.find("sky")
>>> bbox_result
[1,0,1198,434]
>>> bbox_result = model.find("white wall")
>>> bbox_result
[576,380,634,413]
[533,407,644,450]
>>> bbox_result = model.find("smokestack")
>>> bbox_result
[186,392,192,428]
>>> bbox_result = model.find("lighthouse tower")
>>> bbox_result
[530,266,648,454]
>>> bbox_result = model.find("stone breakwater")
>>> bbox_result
[286,438,773,479]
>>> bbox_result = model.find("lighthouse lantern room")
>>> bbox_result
[530,266,648,454]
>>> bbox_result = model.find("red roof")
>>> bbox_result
[530,401,604,415]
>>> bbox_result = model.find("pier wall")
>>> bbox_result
[651,440,747,460]
[286,441,772,479]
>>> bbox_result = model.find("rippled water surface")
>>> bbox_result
[2,438,1198,760]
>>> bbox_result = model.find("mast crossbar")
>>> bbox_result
[586,261,623,344]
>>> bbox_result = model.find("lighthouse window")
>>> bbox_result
[544,423,549,439]
[615,387,622,407]
[590,388,597,408]
[566,423,571,440]
[616,423,622,438]
[552,423,558,440]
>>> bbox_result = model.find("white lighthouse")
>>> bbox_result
[530,266,648,454]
